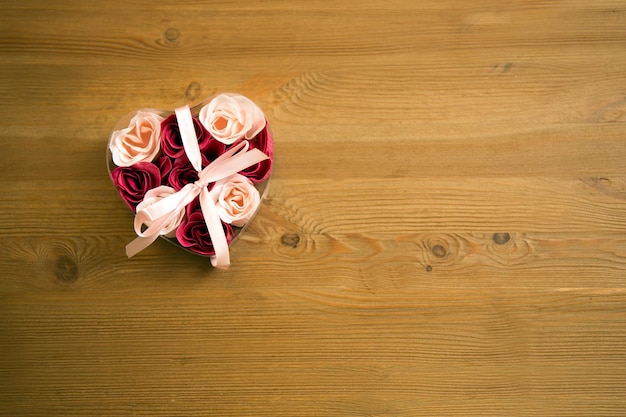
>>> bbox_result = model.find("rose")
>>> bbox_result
[135,186,184,238]
[161,114,211,158]
[110,162,161,211]
[201,137,227,163]
[109,111,163,166]
[168,154,209,191]
[198,93,266,145]
[213,174,261,227]
[177,211,234,256]
[237,125,273,183]
[176,199,234,256]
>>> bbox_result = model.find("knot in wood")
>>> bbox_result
[164,28,180,42]
[492,232,511,245]
[280,233,300,248]
[431,244,447,258]
[54,255,79,284]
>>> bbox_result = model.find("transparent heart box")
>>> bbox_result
[106,95,273,263]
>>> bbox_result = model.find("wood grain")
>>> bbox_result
[1,0,626,416]
[2,289,626,416]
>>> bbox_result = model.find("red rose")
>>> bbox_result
[168,154,209,191]
[201,137,227,163]
[111,162,161,211]
[161,114,211,158]
[176,198,234,256]
[238,124,273,183]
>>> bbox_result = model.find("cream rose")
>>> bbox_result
[110,111,164,166]
[135,186,184,238]
[198,94,266,145]
[213,174,261,227]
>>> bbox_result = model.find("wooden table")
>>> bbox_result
[2,1,626,415]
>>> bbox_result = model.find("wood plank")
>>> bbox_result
[3,122,626,179]
[3,176,625,236]
[1,288,625,416]
[1,176,626,292]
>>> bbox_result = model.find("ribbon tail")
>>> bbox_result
[126,233,160,258]
[199,188,230,269]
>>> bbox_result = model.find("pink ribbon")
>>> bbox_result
[125,105,269,269]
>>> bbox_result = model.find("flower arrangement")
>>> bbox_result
[107,93,273,269]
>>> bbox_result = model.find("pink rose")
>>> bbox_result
[237,124,273,183]
[109,111,163,166]
[198,93,266,145]
[213,174,261,227]
[176,199,234,256]
[111,162,161,211]
[161,114,211,158]
[135,186,184,238]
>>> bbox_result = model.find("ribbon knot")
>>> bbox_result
[125,105,269,269]
[194,176,210,190]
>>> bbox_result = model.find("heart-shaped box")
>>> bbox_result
[106,93,273,269]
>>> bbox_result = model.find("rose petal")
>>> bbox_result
[237,125,273,183]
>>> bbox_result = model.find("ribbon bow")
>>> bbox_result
[125,105,269,269]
